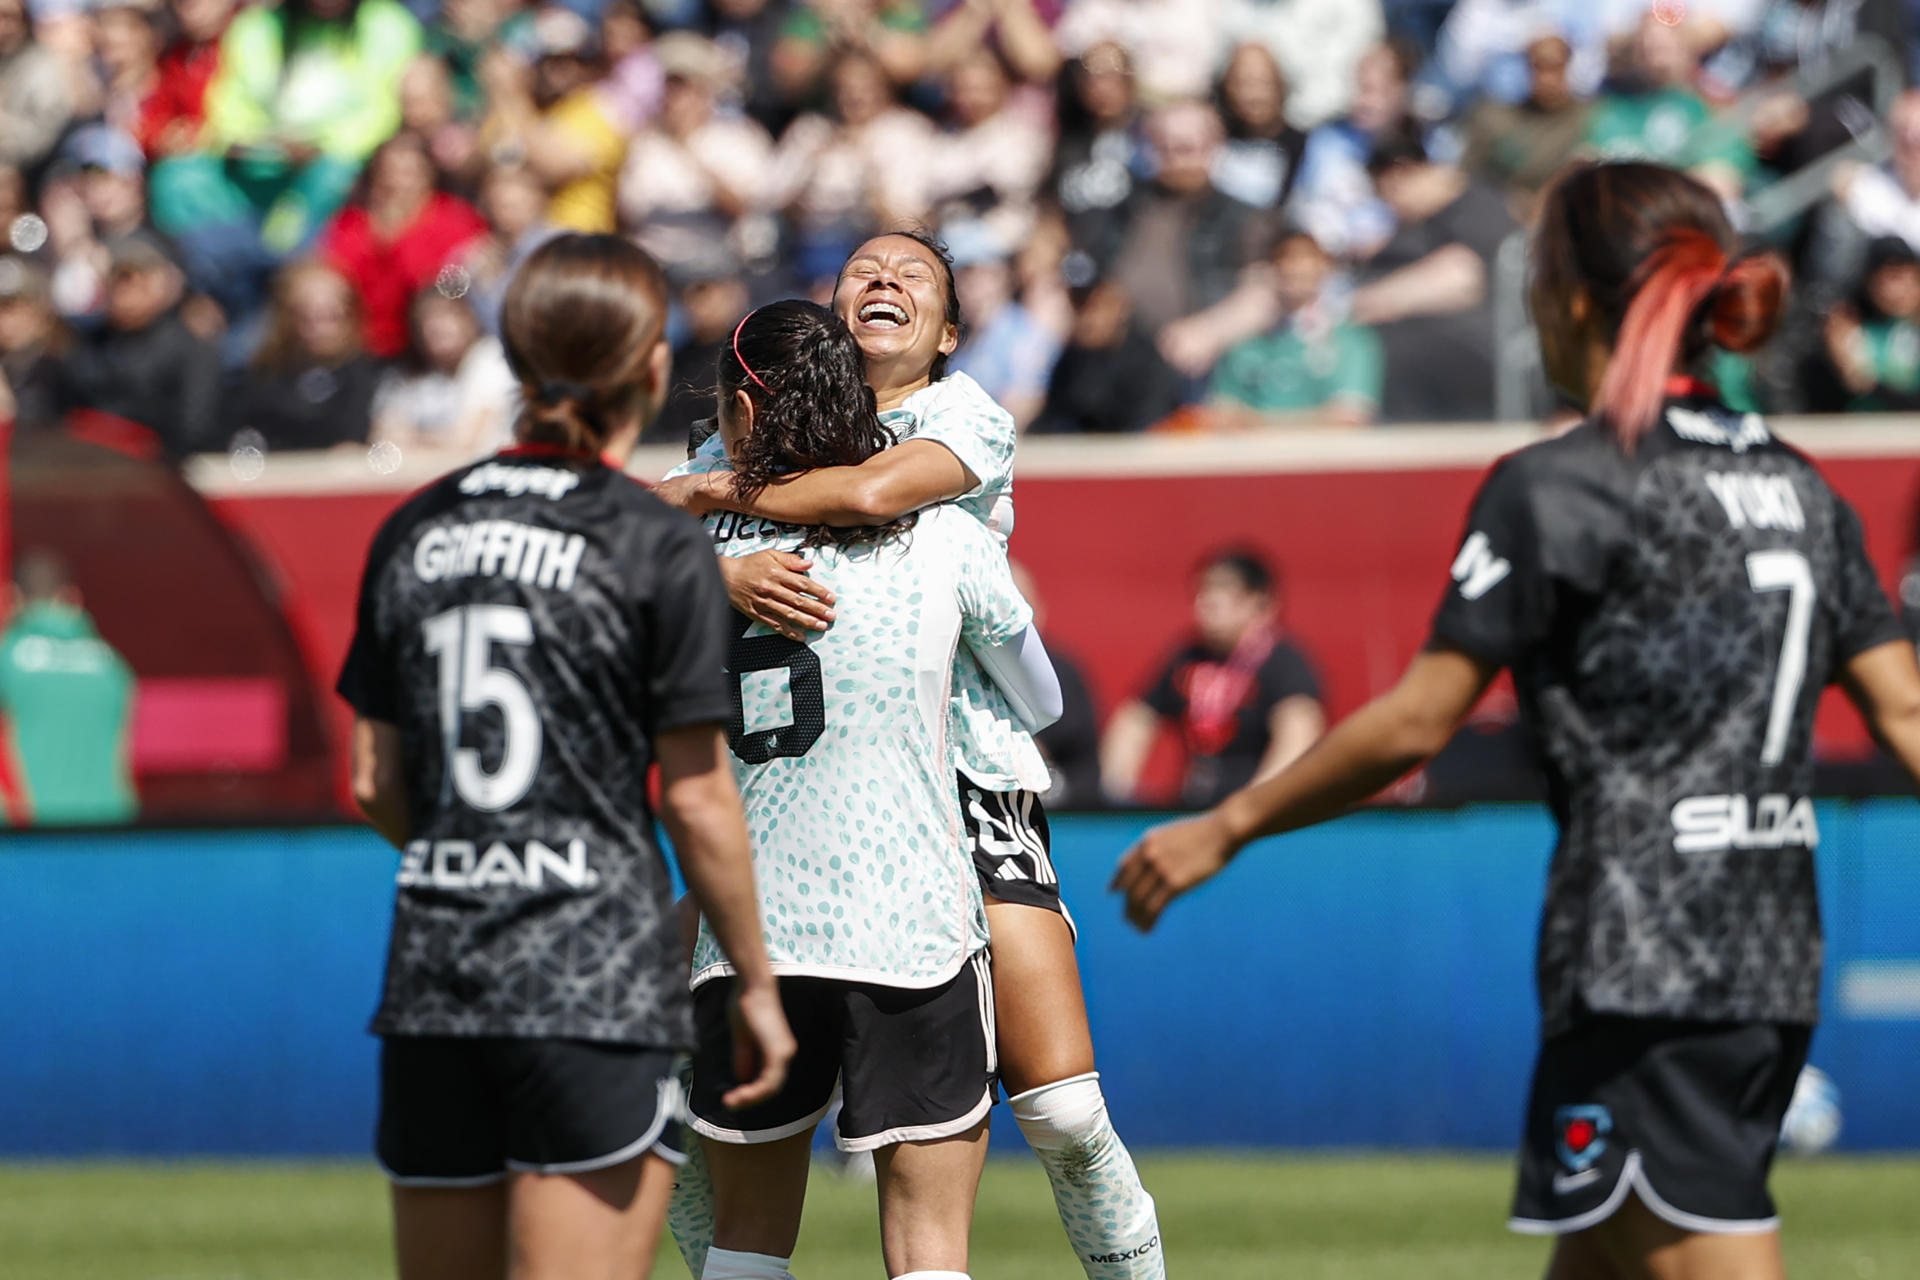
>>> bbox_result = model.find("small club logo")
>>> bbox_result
[1554,1104,1612,1173]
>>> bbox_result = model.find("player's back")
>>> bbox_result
[694,504,1029,988]
[341,447,730,1041]
[1436,394,1901,1032]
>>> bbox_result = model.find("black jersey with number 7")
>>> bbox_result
[337,447,734,1047]
[1428,395,1903,1036]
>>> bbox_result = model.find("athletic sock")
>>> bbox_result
[668,1131,718,1279]
[1011,1072,1166,1280]
[701,1246,794,1280]
[894,1272,971,1279]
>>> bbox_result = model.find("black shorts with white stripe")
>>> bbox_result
[688,953,997,1152]
[959,776,1075,937]
[377,1036,685,1186]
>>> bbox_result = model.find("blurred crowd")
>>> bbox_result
[2,0,1920,463]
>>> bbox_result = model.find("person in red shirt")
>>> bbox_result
[320,129,488,358]
[135,0,235,158]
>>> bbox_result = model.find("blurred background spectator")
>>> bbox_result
[0,549,136,827]
[1461,32,1589,215]
[1033,275,1183,432]
[370,284,515,456]
[222,260,378,451]
[1211,42,1306,211]
[651,261,748,445]
[1011,560,1101,809]
[1822,235,1920,411]
[134,0,236,161]
[948,219,1060,428]
[0,254,69,429]
[0,0,74,173]
[1100,547,1324,808]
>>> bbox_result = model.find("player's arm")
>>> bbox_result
[1113,648,1497,930]
[664,439,979,526]
[349,717,410,849]
[1098,701,1160,803]
[656,723,796,1109]
[971,624,1065,733]
[1840,640,1920,784]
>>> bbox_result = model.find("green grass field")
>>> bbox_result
[3,1154,1915,1280]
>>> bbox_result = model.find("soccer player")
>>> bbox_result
[684,299,1062,1280]
[660,230,1166,1280]
[1114,161,1920,1279]
[336,233,794,1280]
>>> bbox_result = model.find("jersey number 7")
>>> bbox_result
[726,635,826,764]
[1747,550,1815,769]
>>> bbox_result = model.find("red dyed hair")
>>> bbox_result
[1534,163,1788,449]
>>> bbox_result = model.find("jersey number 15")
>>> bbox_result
[423,604,542,811]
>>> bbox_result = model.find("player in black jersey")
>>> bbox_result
[337,234,794,1280]
[1116,161,1920,1279]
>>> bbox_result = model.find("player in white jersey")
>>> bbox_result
[685,300,1063,1280]
[660,231,1165,1280]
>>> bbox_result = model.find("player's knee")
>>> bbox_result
[1010,1071,1108,1153]
[700,1246,794,1280]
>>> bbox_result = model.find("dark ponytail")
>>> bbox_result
[501,233,669,453]
[1533,162,1788,450]
[717,300,913,549]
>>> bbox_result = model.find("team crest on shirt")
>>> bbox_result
[1554,1104,1612,1173]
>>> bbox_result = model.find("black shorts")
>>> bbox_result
[960,776,1074,936]
[377,1036,686,1186]
[1509,1015,1812,1236]
[688,953,996,1153]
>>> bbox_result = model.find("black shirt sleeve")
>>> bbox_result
[1259,641,1322,706]
[1140,647,1189,718]
[1828,494,1906,664]
[640,513,737,733]
[1428,457,1551,670]
[336,514,403,722]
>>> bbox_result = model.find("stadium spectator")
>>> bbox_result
[370,285,514,457]
[0,0,75,171]
[477,6,627,234]
[597,0,664,134]
[1825,91,1920,275]
[693,0,790,134]
[1211,42,1307,211]
[1207,228,1382,426]
[925,0,1060,85]
[146,0,421,319]
[770,0,929,108]
[1581,11,1753,201]
[1054,0,1224,104]
[649,262,748,447]
[1107,101,1271,350]
[423,0,533,121]
[93,0,162,139]
[1291,38,1418,258]
[1461,32,1592,214]
[61,231,222,455]
[1047,41,1147,279]
[133,0,234,159]
[947,221,1060,430]
[39,126,157,323]
[320,131,488,359]
[1221,0,1384,128]
[0,255,71,430]
[1822,236,1920,411]
[767,48,934,288]
[1101,547,1324,808]
[397,55,485,196]
[929,45,1051,247]
[1033,277,1184,433]
[461,162,558,334]
[617,32,774,283]
[0,550,136,827]
[223,261,380,451]
[1353,125,1515,422]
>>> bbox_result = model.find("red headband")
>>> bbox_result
[731,310,768,391]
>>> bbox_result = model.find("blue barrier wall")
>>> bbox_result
[4,806,1917,1156]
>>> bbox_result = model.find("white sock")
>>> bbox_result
[702,1246,794,1280]
[894,1273,971,1279]
[1012,1073,1165,1280]
[667,1130,716,1278]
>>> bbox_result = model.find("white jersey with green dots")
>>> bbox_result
[671,371,1048,793]
[689,503,1031,988]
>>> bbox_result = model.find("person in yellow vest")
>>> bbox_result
[0,550,136,825]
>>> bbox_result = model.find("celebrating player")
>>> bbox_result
[660,230,1166,1280]
[336,233,794,1280]
[1114,160,1920,1279]
[684,299,1061,1280]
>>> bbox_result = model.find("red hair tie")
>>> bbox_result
[731,309,769,391]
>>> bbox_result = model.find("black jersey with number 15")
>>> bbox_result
[1429,395,1903,1037]
[338,447,733,1047]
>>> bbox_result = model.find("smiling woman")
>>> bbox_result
[657,230,1169,1280]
